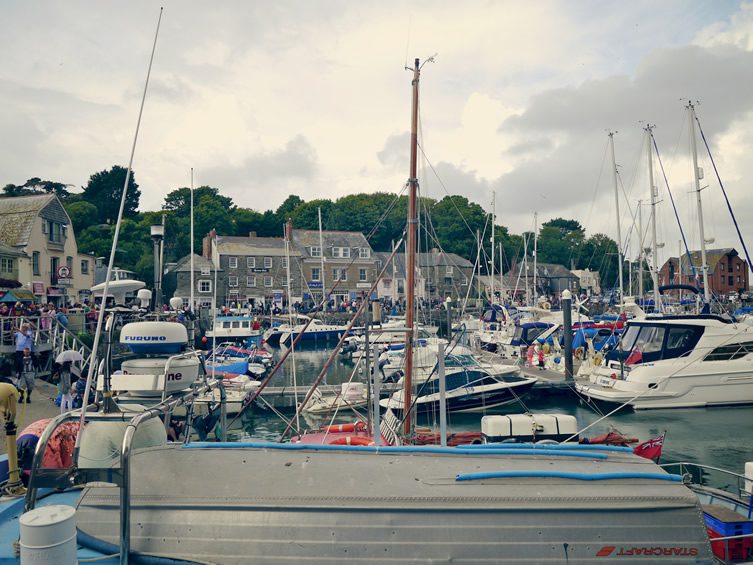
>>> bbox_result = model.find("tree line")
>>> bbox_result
[3,167,622,291]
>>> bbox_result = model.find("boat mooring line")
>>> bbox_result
[455,471,683,482]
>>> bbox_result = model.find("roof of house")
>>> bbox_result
[291,229,372,259]
[506,262,576,279]
[0,194,61,248]
[374,251,473,277]
[215,235,300,257]
[168,254,218,273]
[0,241,27,258]
[662,248,742,275]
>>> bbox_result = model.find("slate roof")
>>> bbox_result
[375,252,473,277]
[0,242,27,257]
[215,235,300,257]
[0,194,59,248]
[662,248,742,275]
[291,229,372,259]
[168,254,219,274]
[506,262,577,279]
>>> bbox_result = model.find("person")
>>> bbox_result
[526,345,535,367]
[537,345,545,370]
[57,361,74,413]
[14,323,34,379]
[18,347,36,403]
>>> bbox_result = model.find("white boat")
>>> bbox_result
[205,315,263,345]
[575,314,753,409]
[279,317,351,346]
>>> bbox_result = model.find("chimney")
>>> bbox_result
[249,231,256,237]
[202,229,217,259]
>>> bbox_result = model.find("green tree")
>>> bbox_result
[537,218,585,266]
[65,201,99,234]
[275,195,304,223]
[3,177,74,200]
[289,199,334,230]
[429,196,487,259]
[579,233,619,290]
[162,186,234,215]
[81,166,141,224]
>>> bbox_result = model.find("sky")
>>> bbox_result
[2,0,753,268]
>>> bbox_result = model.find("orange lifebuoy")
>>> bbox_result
[328,436,374,446]
[323,421,366,433]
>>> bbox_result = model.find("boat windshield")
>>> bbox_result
[615,323,703,365]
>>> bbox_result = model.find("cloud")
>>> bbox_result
[201,135,318,201]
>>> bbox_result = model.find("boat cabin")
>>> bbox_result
[605,320,704,365]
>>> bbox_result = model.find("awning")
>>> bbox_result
[0,289,35,303]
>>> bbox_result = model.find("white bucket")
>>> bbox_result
[20,504,77,564]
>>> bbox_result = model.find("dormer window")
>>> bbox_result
[44,220,65,243]
[332,247,350,258]
[359,248,370,259]
[310,246,321,257]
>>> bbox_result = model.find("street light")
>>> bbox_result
[151,224,165,309]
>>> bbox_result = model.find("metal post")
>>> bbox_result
[562,289,573,379]
[609,132,624,308]
[372,342,381,447]
[438,342,447,447]
[688,102,711,304]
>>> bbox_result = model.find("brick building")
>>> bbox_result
[658,248,749,297]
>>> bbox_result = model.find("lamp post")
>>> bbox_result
[151,224,165,309]
[562,289,573,379]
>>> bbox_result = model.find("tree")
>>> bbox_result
[81,166,141,224]
[65,201,99,234]
[537,218,585,266]
[289,199,334,230]
[429,196,487,259]
[162,186,234,215]
[579,233,619,290]
[275,195,305,223]
[3,177,74,200]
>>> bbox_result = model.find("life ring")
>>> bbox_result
[574,347,585,360]
[542,301,551,310]
[328,436,374,446]
[592,353,603,366]
[323,421,366,434]
[542,343,550,354]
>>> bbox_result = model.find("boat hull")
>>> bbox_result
[74,443,712,563]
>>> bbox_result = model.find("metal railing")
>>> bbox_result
[660,461,751,500]
[24,376,219,564]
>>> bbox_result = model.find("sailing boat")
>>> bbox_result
[16,59,714,563]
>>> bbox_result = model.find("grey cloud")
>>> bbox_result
[202,134,318,199]
[377,132,410,171]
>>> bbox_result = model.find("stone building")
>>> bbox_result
[290,229,378,305]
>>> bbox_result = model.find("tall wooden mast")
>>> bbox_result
[403,58,420,436]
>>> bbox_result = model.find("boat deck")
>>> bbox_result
[73,442,712,563]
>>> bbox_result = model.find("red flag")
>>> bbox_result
[633,433,665,460]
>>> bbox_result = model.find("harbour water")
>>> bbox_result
[229,344,753,480]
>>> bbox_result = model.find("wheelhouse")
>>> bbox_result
[511,322,554,347]
[605,321,704,365]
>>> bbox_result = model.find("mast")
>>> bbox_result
[490,192,495,304]
[391,239,397,305]
[403,58,420,437]
[638,199,643,299]
[688,102,711,304]
[318,207,326,310]
[533,212,538,305]
[190,168,195,315]
[646,124,661,311]
[523,233,529,305]
[284,219,300,432]
[476,230,481,304]
[609,132,624,309]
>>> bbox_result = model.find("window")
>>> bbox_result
[728,276,733,285]
[736,263,741,271]
[264,276,273,287]
[264,257,273,269]
[281,257,288,269]
[444,277,452,285]
[228,257,238,269]
[332,247,351,258]
[50,256,59,282]
[32,252,40,276]
[359,268,367,282]
[66,256,73,273]
[47,221,64,243]
[310,246,321,258]
[281,276,288,287]
[737,276,741,284]
[311,268,320,282]
[247,276,256,287]
[704,341,753,362]
[720,262,726,272]
[333,269,347,281]
[0,258,14,273]
[228,276,239,287]
[246,257,255,269]
[80,259,89,274]
[376,260,383,270]
[201,267,210,276]
[198,280,212,293]
[446,265,454,275]
[664,326,703,359]
[359,248,370,259]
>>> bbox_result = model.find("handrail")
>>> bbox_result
[660,461,752,499]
